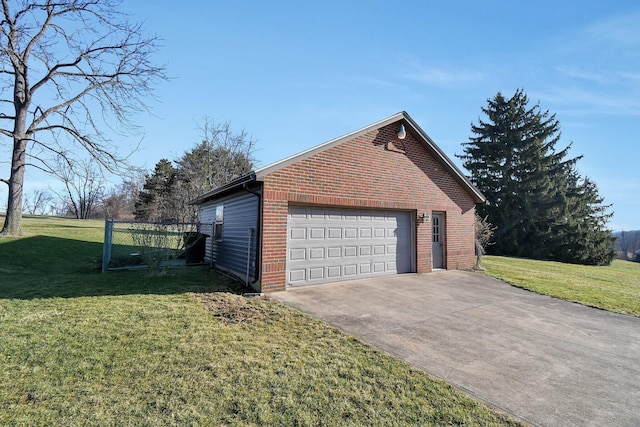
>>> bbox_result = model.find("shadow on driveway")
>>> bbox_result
[271,271,640,427]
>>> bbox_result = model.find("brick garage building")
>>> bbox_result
[193,112,485,293]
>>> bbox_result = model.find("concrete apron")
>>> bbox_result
[270,271,640,427]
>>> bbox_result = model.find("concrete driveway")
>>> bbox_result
[270,271,640,427]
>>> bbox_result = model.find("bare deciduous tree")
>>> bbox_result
[102,168,145,220]
[616,230,640,260]
[175,118,256,222]
[197,117,257,187]
[135,119,256,223]
[0,0,165,235]
[52,157,105,219]
[474,212,496,270]
[23,188,53,215]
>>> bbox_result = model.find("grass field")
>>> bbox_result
[0,215,522,426]
[483,255,640,317]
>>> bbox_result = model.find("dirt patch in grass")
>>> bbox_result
[195,292,282,325]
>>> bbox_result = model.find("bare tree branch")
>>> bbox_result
[23,188,53,214]
[136,118,256,222]
[50,156,105,219]
[0,0,166,234]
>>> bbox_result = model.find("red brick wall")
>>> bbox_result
[260,121,476,292]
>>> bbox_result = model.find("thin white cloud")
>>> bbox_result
[620,71,640,83]
[361,76,403,89]
[542,9,640,120]
[537,85,640,117]
[588,11,640,47]
[555,67,611,85]
[555,67,640,92]
[400,57,484,88]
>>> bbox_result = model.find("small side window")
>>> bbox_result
[214,223,223,242]
[214,205,224,242]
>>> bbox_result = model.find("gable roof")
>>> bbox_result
[255,111,484,203]
[192,111,485,204]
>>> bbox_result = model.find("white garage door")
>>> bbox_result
[286,206,413,286]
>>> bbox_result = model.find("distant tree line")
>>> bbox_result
[460,89,615,266]
[613,230,640,261]
[21,172,143,220]
[18,119,255,222]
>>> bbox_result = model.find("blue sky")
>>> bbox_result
[3,1,639,230]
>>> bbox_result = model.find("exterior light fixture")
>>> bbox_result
[397,124,406,140]
[419,212,431,223]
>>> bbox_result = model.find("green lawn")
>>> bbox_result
[483,255,640,317]
[0,215,521,426]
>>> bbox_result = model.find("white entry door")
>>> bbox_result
[432,212,445,269]
[286,207,413,286]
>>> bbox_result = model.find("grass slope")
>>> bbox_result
[0,216,521,426]
[483,256,640,317]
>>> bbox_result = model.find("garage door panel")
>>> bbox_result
[344,228,357,238]
[344,211,358,220]
[309,248,324,259]
[344,246,357,257]
[290,228,306,239]
[360,228,372,238]
[289,248,306,260]
[328,211,343,219]
[328,228,342,238]
[309,267,324,280]
[327,247,341,258]
[309,228,325,239]
[287,207,413,286]
[310,210,325,219]
[290,210,307,219]
[289,269,306,282]
[344,264,357,276]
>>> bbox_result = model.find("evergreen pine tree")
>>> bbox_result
[133,120,256,223]
[552,169,615,265]
[459,89,614,265]
[134,159,180,222]
[174,141,254,222]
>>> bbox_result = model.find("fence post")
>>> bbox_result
[102,219,113,273]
